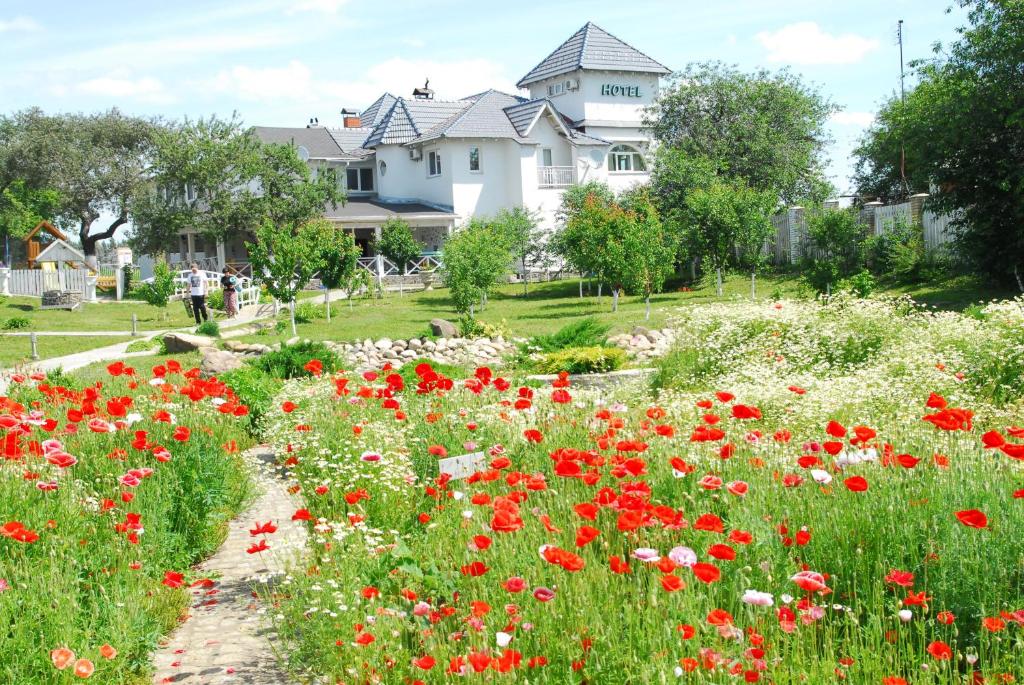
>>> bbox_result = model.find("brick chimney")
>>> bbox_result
[341,108,361,128]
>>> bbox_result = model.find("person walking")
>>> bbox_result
[220,267,238,318]
[188,263,209,325]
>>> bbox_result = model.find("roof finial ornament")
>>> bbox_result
[413,77,434,100]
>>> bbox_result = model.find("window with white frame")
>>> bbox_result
[541,148,553,167]
[468,146,481,172]
[346,167,374,192]
[547,82,564,97]
[428,150,442,177]
[607,144,646,172]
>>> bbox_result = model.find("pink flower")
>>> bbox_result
[0,578,9,593]
[631,547,661,563]
[741,589,774,606]
[532,586,555,602]
[668,546,697,568]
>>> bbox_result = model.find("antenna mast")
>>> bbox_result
[897,19,910,198]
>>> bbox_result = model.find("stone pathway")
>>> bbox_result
[152,448,305,685]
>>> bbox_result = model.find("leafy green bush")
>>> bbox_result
[2,316,30,330]
[458,315,485,338]
[252,341,340,379]
[125,338,160,353]
[864,216,926,281]
[293,301,324,324]
[836,270,876,297]
[535,345,626,374]
[529,317,610,353]
[44,366,76,389]
[136,259,177,308]
[218,365,283,433]
[207,289,225,311]
[195,320,220,337]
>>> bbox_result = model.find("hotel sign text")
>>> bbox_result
[600,84,641,97]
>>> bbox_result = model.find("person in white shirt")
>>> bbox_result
[188,263,209,325]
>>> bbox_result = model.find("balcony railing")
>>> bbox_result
[538,166,576,188]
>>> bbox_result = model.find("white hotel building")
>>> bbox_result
[180,22,670,268]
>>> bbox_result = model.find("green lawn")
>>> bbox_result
[876,273,1018,310]
[0,334,132,370]
[0,295,196,332]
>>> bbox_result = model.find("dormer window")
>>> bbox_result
[607,144,646,172]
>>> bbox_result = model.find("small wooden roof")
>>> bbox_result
[34,238,86,265]
[25,220,67,242]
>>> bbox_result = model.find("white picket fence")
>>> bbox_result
[7,268,87,297]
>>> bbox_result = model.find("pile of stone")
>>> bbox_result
[328,334,517,372]
[605,326,676,360]
[222,340,274,357]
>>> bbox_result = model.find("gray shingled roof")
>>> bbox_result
[504,99,547,137]
[516,22,670,88]
[324,197,455,221]
[364,98,470,146]
[418,90,529,142]
[327,127,374,157]
[359,93,397,128]
[251,126,346,159]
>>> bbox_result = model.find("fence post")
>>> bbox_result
[862,201,884,236]
[30,332,39,361]
[375,254,384,292]
[131,313,138,337]
[0,266,9,296]
[909,193,930,225]
[788,206,805,264]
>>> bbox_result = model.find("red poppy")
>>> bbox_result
[172,426,191,442]
[162,571,185,588]
[692,562,720,584]
[926,640,952,660]
[955,509,988,529]
[843,476,868,492]
[660,574,685,592]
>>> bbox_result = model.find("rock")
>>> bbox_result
[631,326,651,338]
[630,335,651,350]
[382,349,398,359]
[285,336,300,347]
[435,338,448,351]
[647,330,664,342]
[401,349,417,359]
[200,349,243,377]
[423,341,436,352]
[223,340,246,352]
[430,318,458,338]
[409,338,422,350]
[375,338,392,351]
[162,332,215,353]
[393,339,407,350]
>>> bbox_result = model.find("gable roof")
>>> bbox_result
[364,98,470,146]
[25,220,67,243]
[252,126,346,159]
[418,90,529,142]
[34,238,86,265]
[516,22,670,88]
[359,92,398,128]
[327,127,374,158]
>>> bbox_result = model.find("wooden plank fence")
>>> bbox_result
[7,268,86,297]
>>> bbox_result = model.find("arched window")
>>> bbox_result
[607,144,646,172]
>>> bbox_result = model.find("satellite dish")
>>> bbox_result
[296,145,310,162]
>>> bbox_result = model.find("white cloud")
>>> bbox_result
[287,0,348,14]
[201,57,519,112]
[76,73,175,104]
[830,111,875,127]
[0,15,40,32]
[757,22,879,65]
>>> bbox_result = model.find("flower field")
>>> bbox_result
[264,296,1024,684]
[0,362,252,683]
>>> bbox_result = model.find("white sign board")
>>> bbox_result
[438,451,487,480]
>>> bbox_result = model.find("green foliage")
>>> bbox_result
[125,338,160,353]
[863,216,926,281]
[249,218,331,334]
[43,366,75,388]
[854,2,1024,289]
[195,320,220,337]
[218,365,283,433]
[396,358,463,389]
[292,301,324,324]
[529,317,611,353]
[802,208,866,293]
[2,315,29,330]
[252,341,340,380]
[441,218,513,315]
[554,181,615,228]
[534,345,627,374]
[836,270,877,298]
[136,258,177,308]
[457,315,485,338]
[645,61,836,204]
[0,180,60,240]
[494,206,547,292]
[206,288,225,311]
[133,115,345,256]
[375,218,422,273]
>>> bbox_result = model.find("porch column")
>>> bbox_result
[216,239,227,270]
[186,232,196,263]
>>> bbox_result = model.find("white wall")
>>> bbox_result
[528,69,659,133]
[448,139,519,219]
[376,145,454,211]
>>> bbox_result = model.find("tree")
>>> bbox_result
[135,116,344,257]
[374,218,422,296]
[441,219,512,316]
[853,1,1024,290]
[494,206,543,296]
[316,228,360,322]
[552,184,617,297]
[248,219,327,336]
[618,188,676,319]
[731,190,777,299]
[5,109,159,267]
[649,150,718,279]
[1,181,60,244]
[803,208,865,293]
[136,258,178,319]
[645,62,836,204]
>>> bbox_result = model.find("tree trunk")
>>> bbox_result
[598,282,603,298]
[1015,264,1023,293]
[80,214,128,270]
[399,264,405,297]
[579,279,583,298]
[325,288,331,322]
[751,271,756,300]
[716,267,723,297]
[469,303,475,318]
[522,258,528,297]
[645,295,651,321]
[290,298,297,336]
[690,257,697,281]
[612,287,618,312]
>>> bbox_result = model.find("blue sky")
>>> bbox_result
[0,0,967,194]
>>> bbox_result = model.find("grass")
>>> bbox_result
[876,273,1018,310]
[0,295,196,333]
[0,334,133,370]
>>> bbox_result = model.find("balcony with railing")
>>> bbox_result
[537,166,576,188]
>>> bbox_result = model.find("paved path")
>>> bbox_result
[152,448,305,685]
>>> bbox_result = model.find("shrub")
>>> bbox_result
[458,315,485,338]
[252,341,340,379]
[836,270,876,297]
[864,216,926,281]
[218,365,283,433]
[44,366,76,388]
[535,345,627,374]
[2,316,30,330]
[207,289,225,311]
[292,301,324,324]
[195,320,220,337]
[136,259,177,308]
[529,317,610,353]
[125,338,160,353]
